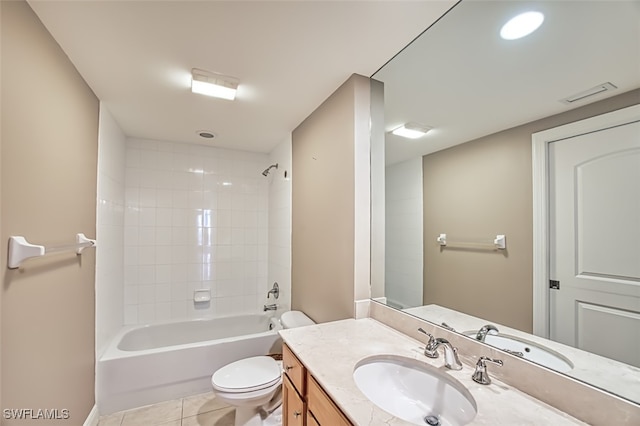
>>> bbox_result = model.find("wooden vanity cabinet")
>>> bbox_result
[283,374,305,426]
[282,344,353,426]
[306,413,320,426]
[283,344,306,425]
[306,373,351,426]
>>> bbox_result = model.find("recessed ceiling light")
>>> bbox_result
[191,68,238,100]
[500,11,544,40]
[391,122,433,139]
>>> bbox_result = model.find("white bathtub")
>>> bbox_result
[97,313,282,415]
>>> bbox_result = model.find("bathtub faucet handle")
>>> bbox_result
[267,282,280,299]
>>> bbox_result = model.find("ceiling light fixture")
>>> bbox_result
[500,11,544,40]
[191,68,238,100]
[560,82,617,105]
[391,122,433,139]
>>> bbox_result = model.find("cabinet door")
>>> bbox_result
[283,374,305,426]
[283,344,306,394]
[307,374,352,426]
[306,411,320,426]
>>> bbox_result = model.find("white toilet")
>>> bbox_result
[211,311,315,426]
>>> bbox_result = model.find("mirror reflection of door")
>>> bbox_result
[549,117,640,367]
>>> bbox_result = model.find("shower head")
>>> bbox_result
[261,163,278,176]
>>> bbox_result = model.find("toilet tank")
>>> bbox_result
[280,311,315,329]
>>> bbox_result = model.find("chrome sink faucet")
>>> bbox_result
[418,328,463,370]
[475,324,499,342]
[472,356,503,385]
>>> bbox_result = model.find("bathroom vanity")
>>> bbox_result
[280,318,586,425]
[282,344,352,426]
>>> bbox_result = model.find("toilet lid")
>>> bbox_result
[212,356,281,393]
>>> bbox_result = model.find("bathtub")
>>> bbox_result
[97,313,283,414]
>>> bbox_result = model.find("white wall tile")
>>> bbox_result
[124,286,138,305]
[155,228,172,247]
[124,305,138,325]
[156,303,172,322]
[156,284,172,303]
[170,301,187,320]
[138,304,156,323]
[138,285,156,304]
[124,265,139,285]
[124,138,270,324]
[267,136,292,312]
[139,265,156,284]
[96,105,126,357]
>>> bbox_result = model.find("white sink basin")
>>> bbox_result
[353,355,477,426]
[465,332,573,373]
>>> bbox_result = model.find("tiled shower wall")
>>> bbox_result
[123,138,270,324]
[96,105,126,355]
[267,137,292,311]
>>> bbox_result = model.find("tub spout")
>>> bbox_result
[263,304,278,312]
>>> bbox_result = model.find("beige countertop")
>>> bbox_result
[403,304,640,404]
[280,318,586,426]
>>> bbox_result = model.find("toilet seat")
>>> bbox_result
[211,356,281,393]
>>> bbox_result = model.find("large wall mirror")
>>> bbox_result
[370,0,640,405]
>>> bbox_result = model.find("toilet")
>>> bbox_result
[211,311,315,426]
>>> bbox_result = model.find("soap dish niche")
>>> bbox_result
[194,289,211,303]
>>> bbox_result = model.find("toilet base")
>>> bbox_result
[234,406,262,426]
[233,402,282,426]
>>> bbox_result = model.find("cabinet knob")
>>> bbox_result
[293,411,301,417]
[285,365,294,371]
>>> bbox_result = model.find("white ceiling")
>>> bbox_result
[28,0,457,153]
[375,0,640,165]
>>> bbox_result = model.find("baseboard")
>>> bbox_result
[83,404,99,426]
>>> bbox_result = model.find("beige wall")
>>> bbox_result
[0,0,3,415]
[291,74,380,323]
[423,89,640,333]
[1,1,99,424]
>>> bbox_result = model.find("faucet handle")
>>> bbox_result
[472,356,503,385]
[417,328,438,358]
[267,282,279,299]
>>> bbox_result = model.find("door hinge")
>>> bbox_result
[549,280,560,290]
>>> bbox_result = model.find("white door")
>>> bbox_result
[549,119,640,367]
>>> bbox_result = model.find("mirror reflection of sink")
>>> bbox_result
[353,355,477,426]
[464,332,574,373]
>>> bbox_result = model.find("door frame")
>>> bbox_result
[531,103,640,338]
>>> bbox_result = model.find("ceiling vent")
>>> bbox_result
[196,130,216,139]
[560,82,617,105]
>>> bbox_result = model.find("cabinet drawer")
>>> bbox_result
[283,344,306,394]
[283,374,305,426]
[307,373,352,426]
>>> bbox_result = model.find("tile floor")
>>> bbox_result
[97,392,235,426]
